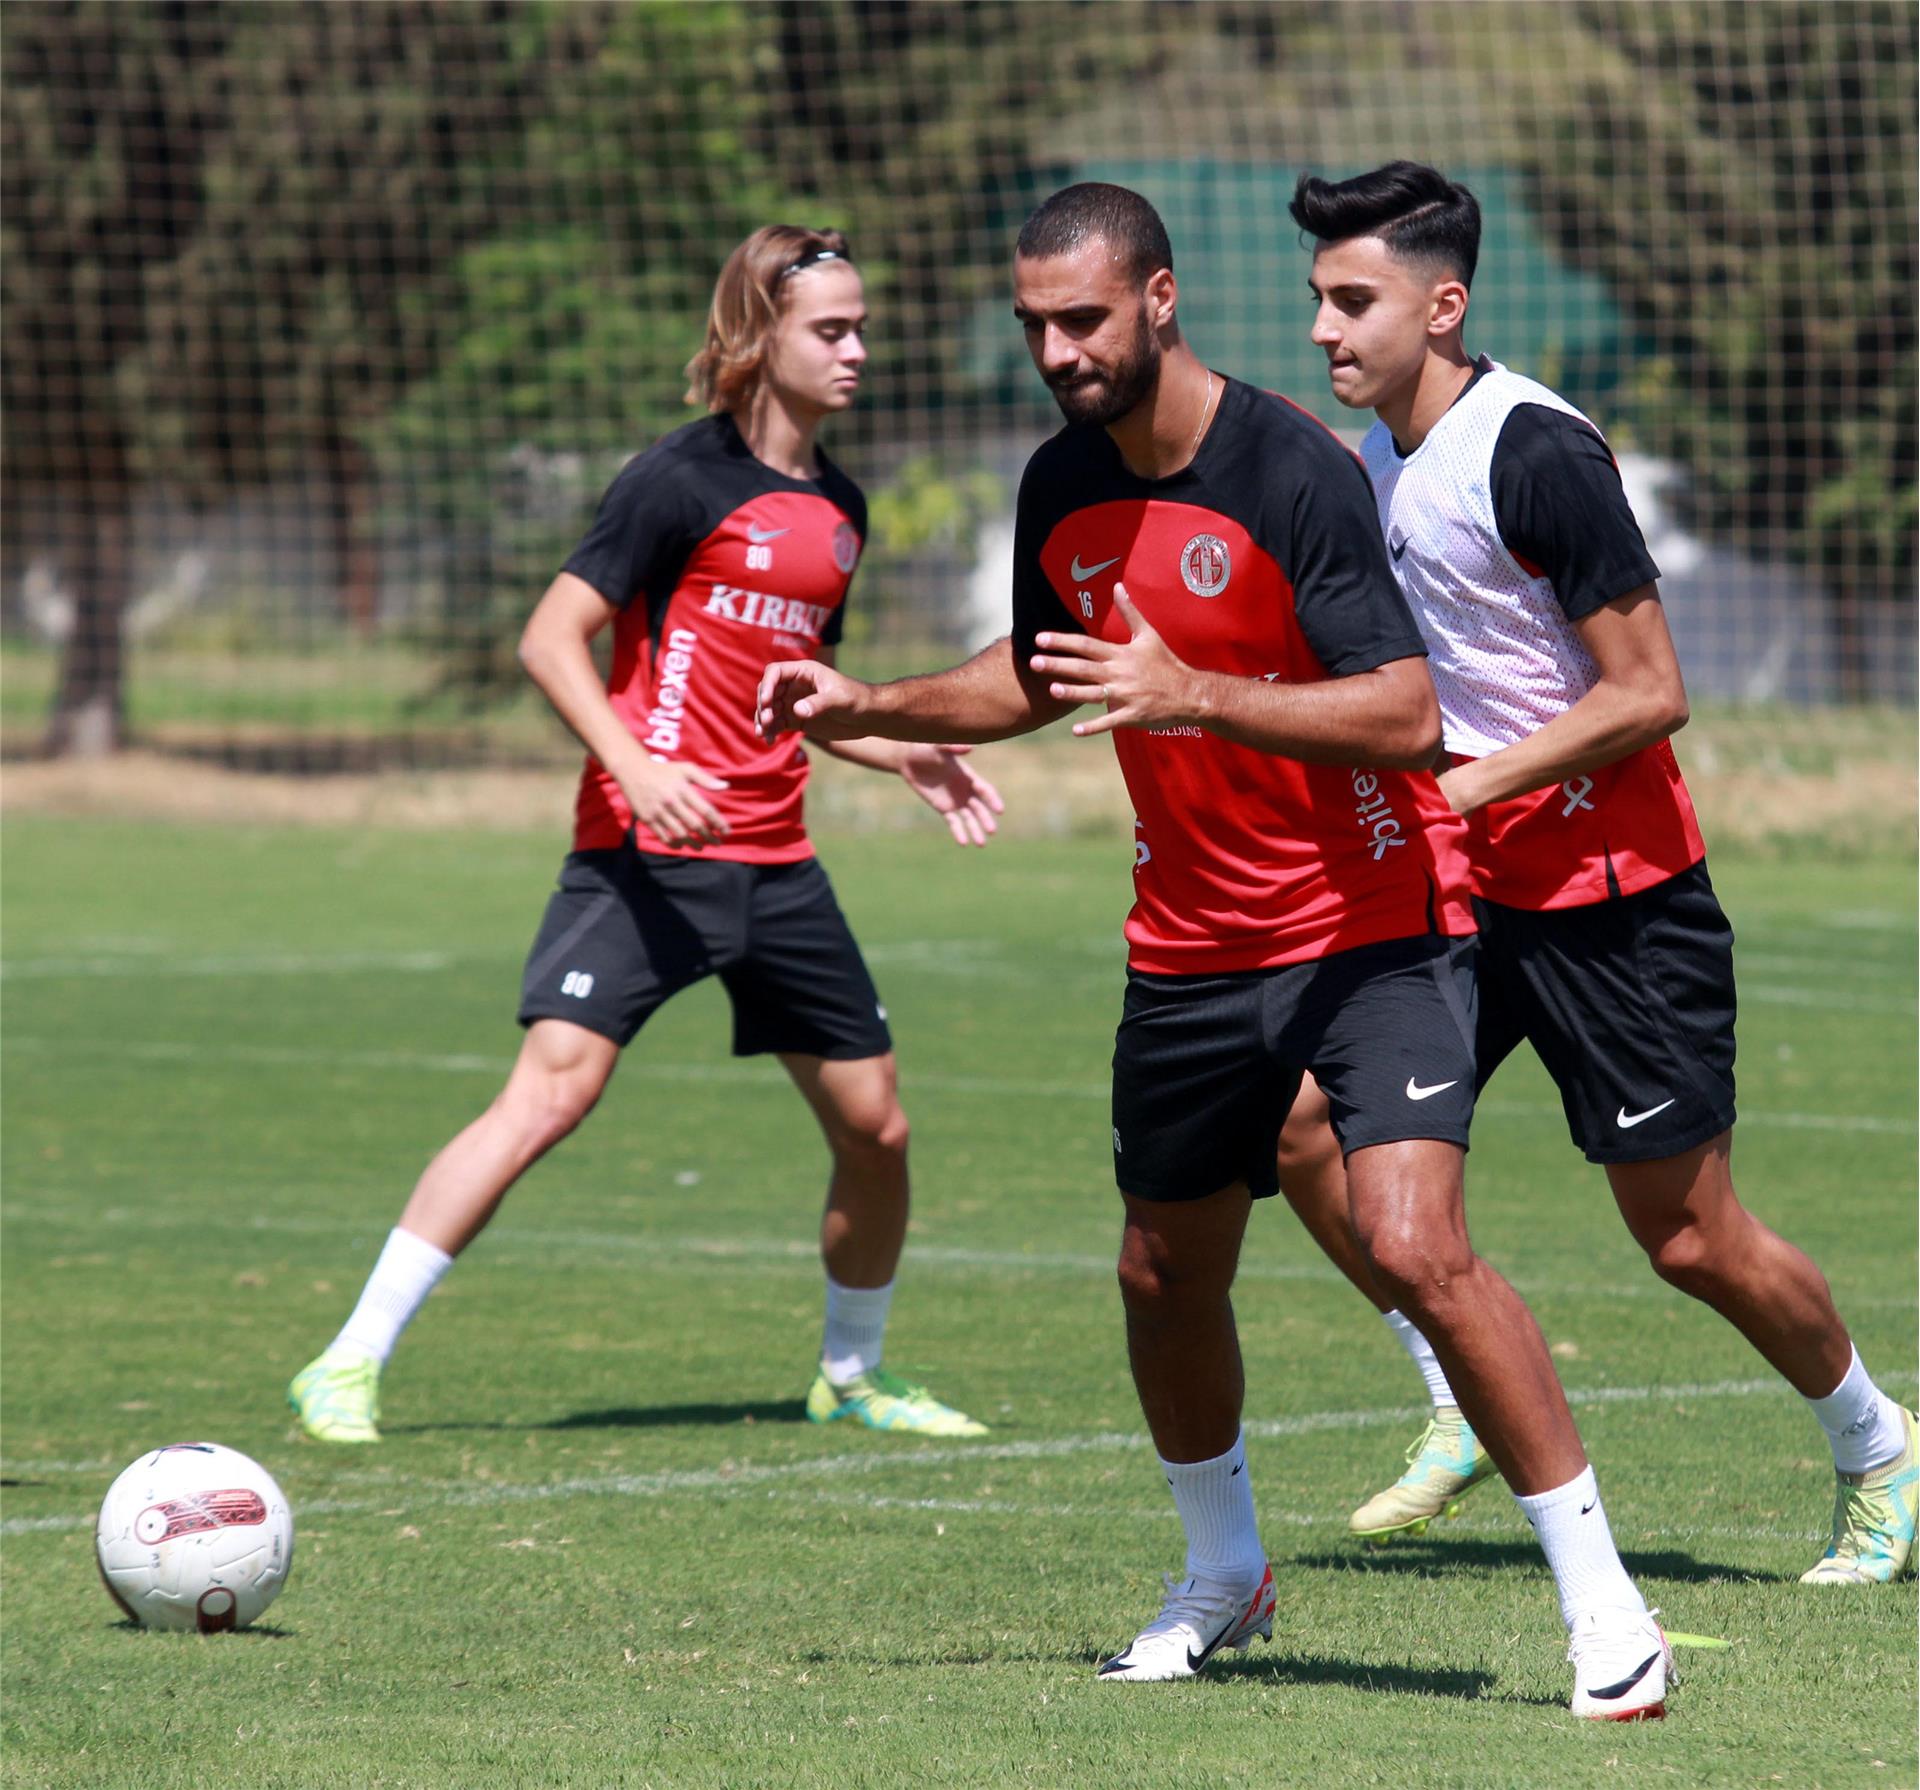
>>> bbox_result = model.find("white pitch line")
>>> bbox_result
[6,1035,1914,1135]
[8,1373,1909,1540]
[0,950,457,982]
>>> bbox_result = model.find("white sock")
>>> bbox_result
[1383,1309,1457,1410]
[1806,1346,1909,1474]
[1161,1432,1265,1589]
[1514,1465,1646,1628]
[821,1276,893,1383]
[330,1227,454,1365]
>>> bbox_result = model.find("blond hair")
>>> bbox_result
[684,225,855,413]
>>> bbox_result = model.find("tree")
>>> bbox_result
[1500,1,1917,697]
[4,1,541,754]
[3,3,227,754]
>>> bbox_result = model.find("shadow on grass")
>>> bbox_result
[798,1644,1511,1703]
[1287,1538,1784,1585]
[380,1398,810,1436]
[544,1399,810,1431]
[107,1621,298,1638]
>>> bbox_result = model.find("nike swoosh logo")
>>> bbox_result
[1070,553,1121,582]
[1184,1617,1239,1675]
[1588,1651,1661,1702]
[746,525,790,543]
[1580,1500,1598,1516]
[1405,1077,1459,1101]
[1390,535,1410,562]
[1616,1099,1677,1129]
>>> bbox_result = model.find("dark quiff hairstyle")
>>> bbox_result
[1015,182,1173,287]
[1288,161,1482,289]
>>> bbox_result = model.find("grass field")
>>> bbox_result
[3,814,1914,1789]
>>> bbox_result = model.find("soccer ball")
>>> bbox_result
[95,1443,294,1632]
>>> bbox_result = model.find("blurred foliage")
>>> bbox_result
[1497,1,1916,692]
[4,0,1914,746]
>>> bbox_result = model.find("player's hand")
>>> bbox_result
[1029,585,1202,738]
[899,743,1006,847]
[1434,760,1488,816]
[755,659,872,742]
[621,756,731,850]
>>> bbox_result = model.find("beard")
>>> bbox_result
[1045,306,1160,427]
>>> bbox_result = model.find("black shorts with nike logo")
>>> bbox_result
[1110,932,1479,1202]
[1474,860,1737,1165]
[516,847,893,1060]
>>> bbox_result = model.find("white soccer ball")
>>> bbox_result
[95,1443,294,1632]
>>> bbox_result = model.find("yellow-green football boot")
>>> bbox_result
[805,1366,987,1438]
[287,1347,382,1444]
[1802,1406,1919,1584]
[1349,1405,1499,1544]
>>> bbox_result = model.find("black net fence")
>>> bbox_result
[5,1,1914,770]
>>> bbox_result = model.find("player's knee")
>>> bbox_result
[1639,1216,1720,1292]
[1115,1232,1226,1315]
[502,1072,602,1154]
[827,1098,909,1167]
[1359,1220,1474,1311]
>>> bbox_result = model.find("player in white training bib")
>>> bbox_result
[1277,164,1915,1690]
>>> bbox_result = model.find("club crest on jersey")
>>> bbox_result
[1180,533,1230,598]
[831,521,861,575]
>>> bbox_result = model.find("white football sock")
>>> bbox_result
[1515,1464,1646,1628]
[1806,1345,1909,1474]
[331,1227,453,1365]
[821,1276,893,1383]
[1161,1432,1266,1590]
[1383,1308,1457,1410]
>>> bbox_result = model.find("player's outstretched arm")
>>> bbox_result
[1030,585,1440,769]
[756,636,1074,746]
[1435,585,1689,816]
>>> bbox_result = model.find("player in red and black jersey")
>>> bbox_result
[1281,163,1914,1596]
[288,227,1002,1448]
[755,184,1658,1706]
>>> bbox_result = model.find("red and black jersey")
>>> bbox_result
[561,413,866,861]
[1012,378,1475,975]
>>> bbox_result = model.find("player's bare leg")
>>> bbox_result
[1345,1139,1583,1493]
[1608,1133,1849,1395]
[1100,1183,1276,1682]
[1280,1087,1501,1538]
[784,1051,985,1437]
[1117,1184,1254,1462]
[1610,1134,1915,1584]
[1346,1137,1663,1708]
[398,1019,620,1254]
[290,1019,619,1441]
[1276,1074,1390,1311]
[781,1051,910,1289]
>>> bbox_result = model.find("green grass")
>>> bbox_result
[2,817,1914,1789]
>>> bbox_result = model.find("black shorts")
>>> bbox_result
[1110,932,1479,1202]
[1475,860,1737,1165]
[516,849,893,1060]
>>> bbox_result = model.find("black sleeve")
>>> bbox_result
[1009,453,1073,662]
[819,480,866,649]
[561,454,697,610]
[1287,444,1430,676]
[1491,405,1661,621]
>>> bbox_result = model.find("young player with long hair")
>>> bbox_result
[288,226,1002,1445]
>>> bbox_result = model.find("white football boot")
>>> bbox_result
[1567,1607,1673,1720]
[1097,1562,1276,1682]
